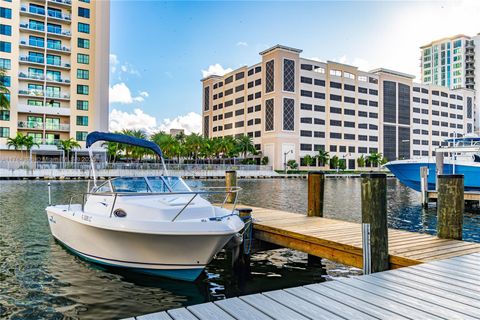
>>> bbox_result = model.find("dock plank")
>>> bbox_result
[263,289,346,320]
[214,297,272,320]
[240,293,309,320]
[187,303,235,320]
[136,311,173,320]
[167,308,198,320]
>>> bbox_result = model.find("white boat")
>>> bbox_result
[45,132,245,281]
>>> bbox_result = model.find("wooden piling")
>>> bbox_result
[225,170,237,204]
[435,152,444,190]
[437,174,464,240]
[307,171,325,217]
[361,173,389,273]
[420,166,429,208]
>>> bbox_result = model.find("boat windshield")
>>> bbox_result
[98,176,192,193]
[149,176,191,192]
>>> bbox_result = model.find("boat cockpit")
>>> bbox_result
[92,176,192,194]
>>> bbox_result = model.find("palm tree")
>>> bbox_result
[356,155,366,168]
[317,150,330,167]
[184,133,203,162]
[303,154,314,167]
[329,155,340,170]
[58,138,80,161]
[0,68,10,110]
[7,133,27,157]
[235,135,255,159]
[121,129,147,161]
[103,141,122,162]
[367,152,382,168]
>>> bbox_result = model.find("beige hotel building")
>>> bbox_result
[0,0,109,159]
[202,45,475,170]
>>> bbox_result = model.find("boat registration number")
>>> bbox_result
[82,214,92,222]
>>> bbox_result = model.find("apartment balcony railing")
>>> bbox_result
[466,42,475,49]
[20,38,44,48]
[466,56,475,62]
[47,10,71,21]
[47,26,71,37]
[18,72,44,81]
[18,89,44,97]
[45,92,70,99]
[20,5,46,16]
[48,0,72,6]
[17,121,70,132]
[20,23,45,32]
[466,79,475,85]
[19,55,44,64]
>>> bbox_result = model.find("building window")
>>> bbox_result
[383,125,396,161]
[78,7,90,18]
[0,75,10,87]
[76,131,88,141]
[204,86,209,111]
[77,53,90,64]
[78,22,90,34]
[0,24,11,36]
[76,116,88,126]
[0,127,9,137]
[77,100,89,111]
[383,81,396,123]
[78,38,90,49]
[77,85,89,95]
[265,60,274,93]
[265,98,274,131]
[467,97,473,119]
[283,98,294,131]
[0,110,10,121]
[77,69,89,80]
[0,58,11,70]
[203,116,209,137]
[398,83,410,125]
[0,41,11,53]
[47,38,60,50]
[283,59,295,92]
[0,7,12,19]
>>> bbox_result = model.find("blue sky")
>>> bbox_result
[108,0,479,134]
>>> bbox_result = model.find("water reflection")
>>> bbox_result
[0,178,479,319]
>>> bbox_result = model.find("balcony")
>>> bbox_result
[18,121,70,132]
[18,72,44,82]
[46,61,71,70]
[19,89,44,98]
[19,23,45,34]
[466,41,475,49]
[46,45,71,54]
[45,92,71,100]
[17,104,71,116]
[48,0,72,7]
[47,10,71,23]
[19,55,45,66]
[47,26,71,38]
[20,5,46,17]
[466,56,475,62]
[466,79,475,86]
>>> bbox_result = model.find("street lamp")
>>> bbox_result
[340,152,351,172]
[284,150,293,173]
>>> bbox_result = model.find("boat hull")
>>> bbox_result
[46,207,242,281]
[385,161,480,192]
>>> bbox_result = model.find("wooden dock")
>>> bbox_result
[129,253,480,320]
[248,205,480,269]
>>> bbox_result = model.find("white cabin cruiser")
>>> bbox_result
[45,132,245,281]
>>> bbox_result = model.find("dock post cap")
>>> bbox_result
[307,171,325,175]
[360,172,387,178]
[437,174,464,178]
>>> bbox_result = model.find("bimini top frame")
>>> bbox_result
[86,131,168,187]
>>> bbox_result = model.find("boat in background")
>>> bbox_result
[385,136,480,192]
[45,132,245,281]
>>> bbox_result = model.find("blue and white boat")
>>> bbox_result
[385,137,480,192]
[45,132,244,281]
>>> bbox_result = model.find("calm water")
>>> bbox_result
[1,178,480,319]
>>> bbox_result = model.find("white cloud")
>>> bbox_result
[109,83,147,104]
[109,108,157,133]
[157,112,201,135]
[201,63,233,78]
[109,109,201,135]
[333,55,372,72]
[236,41,248,47]
[110,54,119,73]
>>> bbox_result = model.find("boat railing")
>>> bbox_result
[81,187,242,221]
